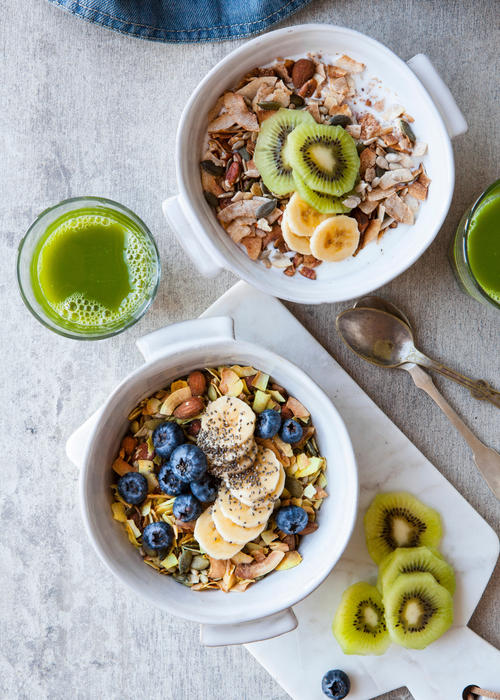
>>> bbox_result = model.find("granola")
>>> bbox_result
[110,366,327,592]
[200,53,430,278]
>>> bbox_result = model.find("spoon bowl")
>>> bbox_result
[354,296,411,328]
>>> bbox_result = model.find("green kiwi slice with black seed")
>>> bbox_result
[384,572,454,649]
[364,492,442,565]
[253,108,315,195]
[292,172,350,214]
[331,581,391,656]
[288,123,360,196]
[377,546,456,597]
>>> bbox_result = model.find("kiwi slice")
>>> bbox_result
[384,572,454,650]
[293,172,349,214]
[377,547,456,597]
[332,581,391,656]
[364,492,442,565]
[253,108,315,195]
[288,123,360,197]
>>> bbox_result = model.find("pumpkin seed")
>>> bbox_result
[330,115,351,128]
[203,191,219,208]
[200,160,225,177]
[399,119,416,142]
[285,475,304,499]
[305,441,318,458]
[255,199,277,218]
[237,147,252,162]
[375,165,385,179]
[261,181,271,195]
[191,555,210,571]
[290,94,304,106]
[172,573,191,586]
[178,549,193,574]
[355,141,366,155]
[257,101,282,110]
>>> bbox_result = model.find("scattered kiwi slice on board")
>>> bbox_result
[331,581,391,656]
[288,123,360,197]
[384,571,454,650]
[292,172,350,215]
[363,491,443,565]
[253,108,315,196]
[377,546,456,596]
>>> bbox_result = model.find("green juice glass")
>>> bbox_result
[17,197,161,340]
[450,179,500,310]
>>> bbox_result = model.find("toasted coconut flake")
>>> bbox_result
[329,102,352,118]
[334,54,365,74]
[208,112,236,132]
[305,101,322,124]
[231,551,254,565]
[366,185,399,201]
[218,199,263,223]
[285,396,310,420]
[384,194,414,225]
[112,457,137,477]
[227,220,253,244]
[358,113,381,140]
[207,99,224,123]
[160,387,192,415]
[234,551,285,579]
[275,550,302,570]
[208,557,227,579]
[231,580,255,592]
[412,141,428,157]
[241,236,262,260]
[222,92,259,132]
[236,76,277,100]
[345,124,361,139]
[219,368,244,397]
[202,170,224,197]
[403,193,421,212]
[418,170,432,188]
[407,181,428,201]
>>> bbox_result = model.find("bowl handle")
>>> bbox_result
[162,195,225,278]
[407,54,468,139]
[200,608,298,647]
[66,316,236,468]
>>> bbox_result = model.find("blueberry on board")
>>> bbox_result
[170,444,208,482]
[173,494,203,522]
[190,473,221,503]
[322,670,351,699]
[255,409,282,439]
[142,521,174,555]
[276,505,309,535]
[158,464,191,496]
[152,421,186,459]
[279,417,303,444]
[116,471,148,504]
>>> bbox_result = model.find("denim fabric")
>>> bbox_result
[46,0,313,43]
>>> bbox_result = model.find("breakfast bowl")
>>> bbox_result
[66,316,358,645]
[163,24,467,304]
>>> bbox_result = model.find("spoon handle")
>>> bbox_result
[405,365,500,500]
[408,349,500,409]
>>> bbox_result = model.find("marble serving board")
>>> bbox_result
[201,281,500,700]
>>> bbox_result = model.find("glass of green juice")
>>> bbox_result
[450,179,500,309]
[17,197,160,339]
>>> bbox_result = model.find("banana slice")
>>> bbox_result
[310,215,360,262]
[281,213,312,255]
[285,192,331,237]
[212,500,267,544]
[225,446,281,507]
[200,396,256,448]
[218,486,274,528]
[194,507,244,560]
[206,437,257,469]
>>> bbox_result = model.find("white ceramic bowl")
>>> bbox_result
[67,316,358,646]
[163,24,467,304]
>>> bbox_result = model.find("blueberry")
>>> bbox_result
[170,444,208,482]
[158,464,191,496]
[279,417,303,444]
[142,521,174,556]
[322,670,351,700]
[152,421,186,459]
[116,472,148,504]
[190,473,221,503]
[173,494,203,522]
[276,505,309,534]
[255,409,282,439]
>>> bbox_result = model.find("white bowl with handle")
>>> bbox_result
[67,315,358,646]
[163,24,467,304]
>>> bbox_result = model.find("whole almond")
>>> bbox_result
[292,58,315,89]
[188,371,206,396]
[297,78,317,99]
[174,397,204,419]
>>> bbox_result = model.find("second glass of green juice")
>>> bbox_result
[450,179,500,310]
[17,197,160,339]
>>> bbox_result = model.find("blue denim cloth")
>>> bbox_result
[46,0,313,43]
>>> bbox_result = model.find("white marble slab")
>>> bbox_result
[201,281,500,700]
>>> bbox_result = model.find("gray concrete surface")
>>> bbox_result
[1,1,499,698]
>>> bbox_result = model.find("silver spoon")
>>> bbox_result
[339,300,500,500]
